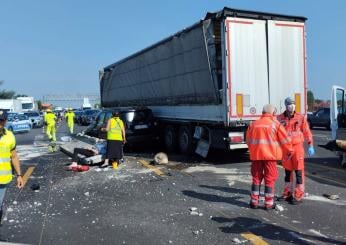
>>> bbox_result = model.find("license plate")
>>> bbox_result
[134,124,148,129]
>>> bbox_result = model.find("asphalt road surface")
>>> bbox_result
[0,123,345,245]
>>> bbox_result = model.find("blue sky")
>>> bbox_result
[0,0,345,100]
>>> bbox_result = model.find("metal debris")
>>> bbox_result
[189,207,197,211]
[275,204,284,212]
[190,211,199,216]
[323,194,340,200]
[232,238,241,243]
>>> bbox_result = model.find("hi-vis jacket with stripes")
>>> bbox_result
[246,114,292,161]
[277,112,313,146]
[0,128,16,184]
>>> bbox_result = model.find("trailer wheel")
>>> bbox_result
[178,126,193,155]
[164,125,177,152]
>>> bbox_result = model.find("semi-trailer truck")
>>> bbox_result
[100,7,308,157]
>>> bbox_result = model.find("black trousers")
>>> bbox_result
[285,170,303,184]
[73,148,95,162]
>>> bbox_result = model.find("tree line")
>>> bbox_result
[0,81,27,99]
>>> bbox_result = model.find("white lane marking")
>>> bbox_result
[313,134,329,138]
[16,144,49,161]
[304,195,346,206]
[183,165,252,186]
[289,232,314,243]
[308,229,329,239]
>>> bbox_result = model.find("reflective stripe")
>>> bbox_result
[265,193,274,198]
[0,158,11,163]
[279,138,290,145]
[288,131,303,137]
[270,121,278,138]
[265,200,274,205]
[0,170,13,176]
[248,139,279,146]
[251,191,259,196]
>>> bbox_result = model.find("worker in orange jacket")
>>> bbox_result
[277,97,314,204]
[246,104,292,209]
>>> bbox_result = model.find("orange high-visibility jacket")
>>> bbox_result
[246,114,292,161]
[277,112,313,146]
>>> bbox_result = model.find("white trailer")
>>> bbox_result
[0,99,22,113]
[100,7,308,156]
[16,97,35,112]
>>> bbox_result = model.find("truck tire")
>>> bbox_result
[178,126,193,155]
[164,125,177,152]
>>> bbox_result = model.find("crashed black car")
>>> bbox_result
[84,108,157,145]
[307,107,331,130]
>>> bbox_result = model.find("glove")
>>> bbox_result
[308,146,315,157]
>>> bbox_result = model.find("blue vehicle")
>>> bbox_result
[5,113,31,133]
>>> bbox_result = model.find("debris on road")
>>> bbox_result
[13,201,18,205]
[153,152,168,165]
[232,237,242,243]
[275,204,284,212]
[323,194,340,200]
[189,207,197,211]
[190,211,199,216]
[84,192,90,197]
[30,183,40,191]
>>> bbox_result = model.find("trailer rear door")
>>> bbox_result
[267,21,306,114]
[225,17,269,120]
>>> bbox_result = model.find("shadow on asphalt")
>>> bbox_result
[199,185,250,196]
[306,157,342,168]
[311,127,331,132]
[124,144,250,165]
[181,189,249,209]
[211,216,345,245]
[304,157,346,188]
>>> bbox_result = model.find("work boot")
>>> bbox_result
[249,202,258,209]
[291,184,304,205]
[250,184,260,209]
[281,183,293,202]
[264,203,276,210]
[264,186,275,210]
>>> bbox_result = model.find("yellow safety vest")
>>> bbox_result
[0,129,15,184]
[44,113,56,126]
[107,117,124,141]
[65,112,75,123]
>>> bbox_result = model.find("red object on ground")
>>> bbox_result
[77,165,89,172]
[66,165,90,172]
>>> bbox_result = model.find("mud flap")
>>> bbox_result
[195,139,210,158]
